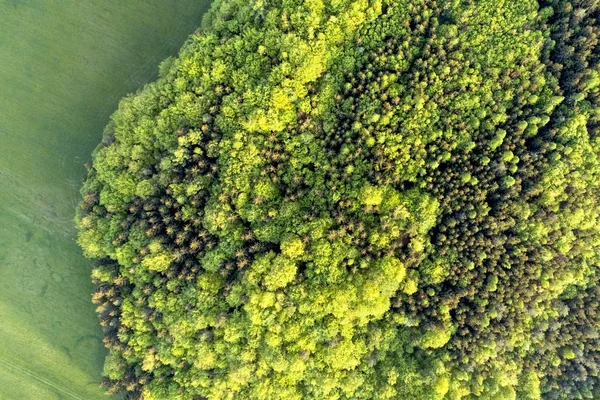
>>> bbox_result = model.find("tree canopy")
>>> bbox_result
[77,0,600,398]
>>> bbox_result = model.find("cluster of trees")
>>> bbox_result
[76,0,600,398]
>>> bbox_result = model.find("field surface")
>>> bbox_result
[0,1,210,398]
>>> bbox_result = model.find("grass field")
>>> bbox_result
[0,1,210,398]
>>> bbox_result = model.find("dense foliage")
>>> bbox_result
[76,0,600,398]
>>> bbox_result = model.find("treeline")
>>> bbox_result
[76,0,600,398]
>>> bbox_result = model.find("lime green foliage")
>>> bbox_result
[77,0,600,398]
[421,325,452,350]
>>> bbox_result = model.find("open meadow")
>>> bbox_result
[0,1,209,398]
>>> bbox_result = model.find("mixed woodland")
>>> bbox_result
[76,0,600,398]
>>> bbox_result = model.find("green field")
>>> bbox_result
[0,1,210,398]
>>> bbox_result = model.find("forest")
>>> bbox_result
[76,0,600,398]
